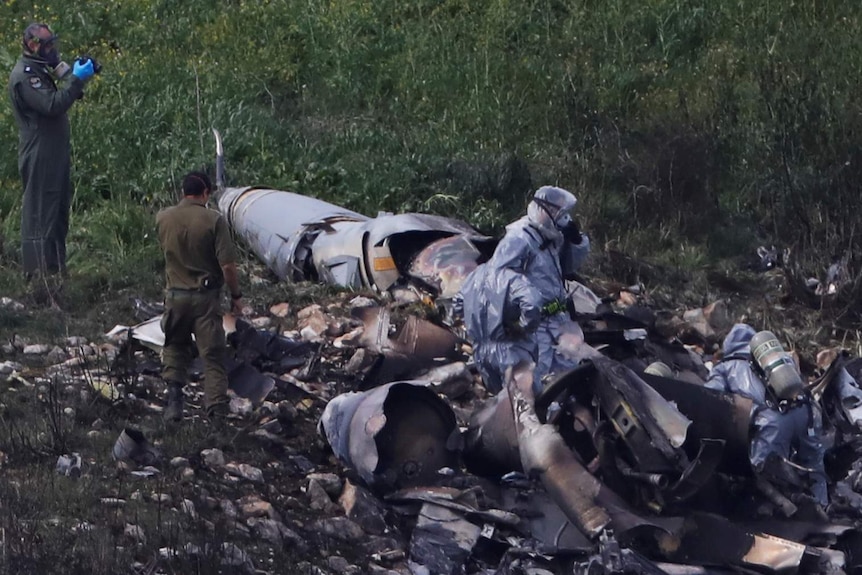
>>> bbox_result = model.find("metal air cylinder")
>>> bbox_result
[749,331,804,400]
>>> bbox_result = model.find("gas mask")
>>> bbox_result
[554,211,572,230]
[528,186,578,242]
[26,28,69,78]
[38,42,61,68]
[40,42,72,79]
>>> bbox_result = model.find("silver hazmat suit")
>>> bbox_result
[706,323,827,505]
[459,186,590,394]
[458,264,542,393]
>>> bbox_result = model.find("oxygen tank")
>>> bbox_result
[749,331,804,400]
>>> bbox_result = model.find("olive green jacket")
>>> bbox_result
[8,53,85,274]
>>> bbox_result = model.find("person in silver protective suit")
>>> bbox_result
[458,185,590,394]
[458,265,542,393]
[706,323,828,507]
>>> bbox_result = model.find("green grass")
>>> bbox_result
[0,0,859,286]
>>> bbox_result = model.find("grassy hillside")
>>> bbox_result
[0,0,860,297]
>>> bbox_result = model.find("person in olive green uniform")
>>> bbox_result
[156,171,245,421]
[8,23,95,280]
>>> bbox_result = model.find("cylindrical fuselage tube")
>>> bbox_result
[216,186,368,280]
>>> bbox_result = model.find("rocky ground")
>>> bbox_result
[0,252,857,575]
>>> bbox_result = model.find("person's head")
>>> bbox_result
[721,323,757,358]
[23,23,60,67]
[182,171,213,201]
[527,185,577,238]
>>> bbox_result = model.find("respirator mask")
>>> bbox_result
[26,29,72,79]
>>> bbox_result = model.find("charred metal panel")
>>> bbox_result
[463,391,522,477]
[537,358,690,474]
[498,487,594,554]
[665,513,807,572]
[642,373,753,475]
[318,381,460,491]
[353,305,463,387]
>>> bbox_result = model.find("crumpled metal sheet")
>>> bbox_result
[318,381,461,490]
[463,390,522,477]
[408,502,482,575]
[112,428,161,466]
[353,305,463,387]
[536,358,690,473]
[825,357,862,429]
[663,513,808,572]
[386,486,520,527]
[642,372,753,475]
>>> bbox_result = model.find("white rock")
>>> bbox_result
[229,396,253,417]
[201,448,225,468]
[250,316,273,329]
[23,344,51,355]
[0,297,24,311]
[307,473,344,498]
[300,325,324,343]
[0,362,22,375]
[269,302,290,318]
[225,462,264,483]
[46,346,67,364]
[239,463,263,483]
[220,498,238,519]
[220,542,252,569]
[170,457,189,468]
[349,296,377,309]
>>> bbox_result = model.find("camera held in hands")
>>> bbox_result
[76,54,102,74]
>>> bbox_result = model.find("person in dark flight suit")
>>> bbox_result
[156,171,245,421]
[8,22,95,292]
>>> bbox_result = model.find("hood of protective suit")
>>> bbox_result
[527,186,577,243]
[722,323,757,358]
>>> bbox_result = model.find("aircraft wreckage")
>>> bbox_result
[102,131,862,573]
[212,130,496,301]
[316,310,862,574]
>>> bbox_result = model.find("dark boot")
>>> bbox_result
[163,382,184,422]
[206,401,229,421]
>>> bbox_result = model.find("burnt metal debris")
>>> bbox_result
[107,314,313,407]
[315,302,862,573]
[318,381,461,491]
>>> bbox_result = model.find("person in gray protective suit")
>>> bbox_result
[706,323,828,507]
[458,186,590,394]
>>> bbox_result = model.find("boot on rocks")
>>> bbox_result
[163,382,184,422]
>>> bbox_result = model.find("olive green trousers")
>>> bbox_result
[161,290,229,410]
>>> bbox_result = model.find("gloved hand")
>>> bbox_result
[72,58,95,81]
[561,219,582,245]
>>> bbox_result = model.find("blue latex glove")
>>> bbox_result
[72,58,95,81]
